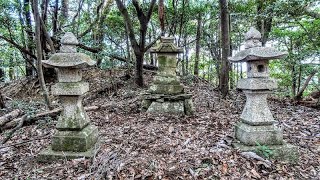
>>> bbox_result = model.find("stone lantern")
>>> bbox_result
[142,37,194,115]
[229,27,298,161]
[38,32,98,161]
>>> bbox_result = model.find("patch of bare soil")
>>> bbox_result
[0,68,319,179]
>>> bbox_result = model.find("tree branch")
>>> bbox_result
[115,0,139,50]
[0,35,36,59]
[144,35,160,51]
[77,43,102,53]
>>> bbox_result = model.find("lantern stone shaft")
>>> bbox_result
[38,32,98,161]
[229,27,298,162]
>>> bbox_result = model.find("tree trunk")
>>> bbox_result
[53,0,58,34]
[59,0,69,30]
[294,70,317,100]
[0,68,4,82]
[24,0,34,77]
[291,65,297,96]
[194,12,202,76]
[135,53,144,87]
[219,0,230,98]
[0,91,5,109]
[256,0,273,46]
[115,0,156,87]
[32,0,52,109]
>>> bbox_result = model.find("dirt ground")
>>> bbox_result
[0,68,319,179]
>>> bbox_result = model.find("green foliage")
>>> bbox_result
[255,142,274,159]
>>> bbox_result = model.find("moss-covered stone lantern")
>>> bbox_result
[229,27,298,162]
[38,32,98,161]
[142,37,194,115]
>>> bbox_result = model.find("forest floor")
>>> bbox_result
[0,68,319,179]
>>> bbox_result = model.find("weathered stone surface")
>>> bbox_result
[51,82,89,96]
[152,75,180,85]
[229,27,298,162]
[229,47,287,62]
[52,125,98,152]
[237,78,277,90]
[149,84,184,95]
[42,53,96,68]
[56,96,90,130]
[60,32,79,53]
[233,143,299,163]
[147,101,184,114]
[229,27,287,63]
[235,122,283,146]
[184,98,194,115]
[240,90,276,125]
[141,99,152,111]
[158,55,177,68]
[57,68,82,82]
[38,144,98,162]
[143,36,193,115]
[39,32,98,161]
[247,60,269,78]
[150,37,183,53]
[143,93,192,100]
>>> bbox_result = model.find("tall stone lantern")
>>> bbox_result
[142,37,194,115]
[38,32,98,161]
[229,27,298,161]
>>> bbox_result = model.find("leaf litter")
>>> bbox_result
[0,69,319,179]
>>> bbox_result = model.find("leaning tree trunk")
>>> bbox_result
[294,70,317,100]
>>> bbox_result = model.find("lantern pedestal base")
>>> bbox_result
[37,144,98,162]
[232,142,298,163]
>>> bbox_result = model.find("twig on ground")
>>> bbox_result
[1,114,27,144]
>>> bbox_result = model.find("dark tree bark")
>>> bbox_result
[219,0,230,98]
[0,91,5,109]
[194,12,202,76]
[31,0,52,109]
[53,0,58,34]
[115,0,157,87]
[0,68,4,82]
[158,0,165,35]
[23,0,35,76]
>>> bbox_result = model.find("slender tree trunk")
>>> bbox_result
[219,0,230,98]
[135,53,144,86]
[291,65,297,96]
[0,68,4,82]
[59,0,69,30]
[0,91,5,109]
[115,0,156,87]
[53,0,58,34]
[125,23,131,68]
[194,12,202,76]
[32,0,52,109]
[297,64,302,93]
[24,0,34,76]
[158,0,165,35]
[294,70,317,100]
